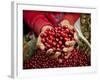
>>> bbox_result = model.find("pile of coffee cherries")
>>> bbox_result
[23,26,90,69]
[40,26,75,54]
[23,48,90,69]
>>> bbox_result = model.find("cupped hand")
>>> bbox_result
[36,25,53,50]
[60,20,79,58]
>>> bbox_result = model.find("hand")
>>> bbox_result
[46,48,61,59]
[36,25,53,50]
[60,19,79,41]
[60,20,79,58]
[37,25,61,58]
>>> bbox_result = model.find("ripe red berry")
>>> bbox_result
[65,28,70,33]
[57,44,60,48]
[48,40,52,44]
[52,41,56,46]
[59,41,62,45]
[56,38,59,42]
[53,47,56,51]
[51,31,55,35]
[40,33,44,37]
[41,38,45,43]
[43,33,47,37]
[49,35,53,40]
[47,44,51,48]
[64,37,69,41]
[60,37,63,40]
[56,48,60,51]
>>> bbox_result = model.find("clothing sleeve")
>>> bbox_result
[62,13,80,25]
[23,10,52,35]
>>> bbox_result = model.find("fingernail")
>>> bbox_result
[63,47,68,52]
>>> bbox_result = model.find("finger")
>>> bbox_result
[54,51,61,58]
[63,46,74,52]
[74,32,79,42]
[49,51,61,59]
[55,51,61,57]
[36,36,45,50]
[67,25,74,30]
[46,48,54,55]
[65,40,76,46]
[38,43,45,50]
[64,52,72,59]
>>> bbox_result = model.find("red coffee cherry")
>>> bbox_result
[41,38,45,43]
[58,41,62,45]
[48,40,52,44]
[23,48,90,69]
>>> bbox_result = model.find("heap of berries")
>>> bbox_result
[40,26,75,54]
[23,26,90,69]
[23,48,90,69]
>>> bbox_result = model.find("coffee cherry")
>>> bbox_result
[65,28,70,33]
[57,33,61,37]
[52,41,56,46]
[64,37,69,41]
[49,35,53,40]
[40,33,44,37]
[60,36,63,40]
[56,38,59,42]
[44,42,48,46]
[51,31,55,35]
[41,38,45,43]
[58,58,63,63]
[59,41,62,45]
[48,40,52,44]
[57,44,60,48]
[56,48,60,51]
[43,33,47,37]
[47,44,51,48]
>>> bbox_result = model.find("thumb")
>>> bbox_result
[65,41,76,46]
[36,36,45,50]
[63,46,74,52]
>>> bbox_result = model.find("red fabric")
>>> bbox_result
[23,10,52,35]
[46,12,63,26]
[23,10,80,35]
[63,13,80,25]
